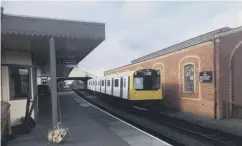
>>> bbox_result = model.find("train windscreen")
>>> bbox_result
[133,69,160,90]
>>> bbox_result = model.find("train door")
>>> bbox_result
[104,79,106,94]
[120,77,123,98]
[93,81,96,91]
[122,77,129,99]
[113,78,120,97]
[111,78,114,95]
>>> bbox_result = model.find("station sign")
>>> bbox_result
[56,57,80,65]
[199,71,212,83]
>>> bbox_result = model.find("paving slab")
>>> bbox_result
[167,111,242,137]
[8,91,170,146]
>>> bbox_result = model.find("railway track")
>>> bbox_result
[73,90,185,146]
[142,110,242,146]
[74,90,242,146]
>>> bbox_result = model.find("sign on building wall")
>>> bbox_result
[199,71,212,83]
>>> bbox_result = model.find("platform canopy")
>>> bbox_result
[1,13,105,77]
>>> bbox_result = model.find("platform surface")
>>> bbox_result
[8,91,170,146]
[168,111,242,137]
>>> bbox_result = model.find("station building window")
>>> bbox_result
[9,66,30,99]
[184,64,195,92]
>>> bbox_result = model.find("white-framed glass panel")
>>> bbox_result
[134,77,143,89]
[114,79,119,87]
[9,66,30,100]
[184,64,195,92]
[107,80,110,86]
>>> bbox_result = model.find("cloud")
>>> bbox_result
[80,1,242,77]
[2,1,242,77]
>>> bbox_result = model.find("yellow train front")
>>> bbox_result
[87,69,163,107]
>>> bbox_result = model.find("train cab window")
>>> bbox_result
[107,80,110,86]
[133,70,160,90]
[114,79,119,87]
[102,80,104,86]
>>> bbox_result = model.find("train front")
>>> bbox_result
[129,69,163,101]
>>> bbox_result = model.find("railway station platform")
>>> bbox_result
[167,112,242,137]
[7,91,170,146]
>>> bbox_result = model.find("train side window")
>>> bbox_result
[102,80,104,86]
[124,79,126,88]
[114,79,119,87]
[120,78,123,87]
[107,80,110,86]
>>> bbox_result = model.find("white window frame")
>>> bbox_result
[183,64,195,93]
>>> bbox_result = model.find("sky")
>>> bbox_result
[1,0,242,77]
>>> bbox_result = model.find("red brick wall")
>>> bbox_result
[105,42,215,119]
[216,30,242,119]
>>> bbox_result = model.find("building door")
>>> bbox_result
[232,45,242,118]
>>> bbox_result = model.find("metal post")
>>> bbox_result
[49,36,58,129]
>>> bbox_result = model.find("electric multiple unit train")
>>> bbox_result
[87,69,163,104]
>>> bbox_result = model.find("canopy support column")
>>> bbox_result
[49,36,58,129]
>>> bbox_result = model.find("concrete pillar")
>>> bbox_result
[49,36,58,129]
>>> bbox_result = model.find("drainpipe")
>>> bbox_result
[212,36,217,120]
[212,37,217,120]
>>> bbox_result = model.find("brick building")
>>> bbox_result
[104,26,242,120]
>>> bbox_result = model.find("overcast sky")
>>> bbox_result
[2,1,242,77]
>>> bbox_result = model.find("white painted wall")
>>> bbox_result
[1,66,10,102]
[1,50,32,65]
[1,50,35,126]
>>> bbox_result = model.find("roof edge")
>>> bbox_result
[215,26,242,38]
[105,27,234,73]
[2,13,105,26]
[131,27,231,64]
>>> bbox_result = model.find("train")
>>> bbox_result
[87,69,163,107]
